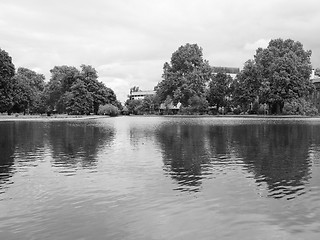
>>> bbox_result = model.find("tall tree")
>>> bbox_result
[255,39,313,113]
[46,65,118,115]
[206,72,232,110]
[156,43,212,106]
[0,48,15,113]
[66,79,93,115]
[11,68,46,114]
[46,66,80,113]
[80,65,116,114]
[231,60,261,110]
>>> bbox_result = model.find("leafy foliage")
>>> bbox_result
[98,104,119,116]
[182,95,208,114]
[156,43,212,106]
[283,98,318,116]
[11,68,46,114]
[206,72,232,109]
[124,99,142,114]
[66,79,93,115]
[255,39,314,113]
[231,38,314,114]
[46,65,117,114]
[0,48,15,113]
[231,60,260,111]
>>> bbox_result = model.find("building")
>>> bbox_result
[212,66,240,80]
[311,69,320,111]
[129,90,156,100]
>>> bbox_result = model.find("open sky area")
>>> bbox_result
[1,0,320,102]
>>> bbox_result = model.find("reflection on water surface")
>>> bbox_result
[1,117,320,239]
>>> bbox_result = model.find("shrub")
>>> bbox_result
[98,104,119,116]
[283,98,318,116]
[252,100,259,114]
[258,105,266,115]
[233,106,242,115]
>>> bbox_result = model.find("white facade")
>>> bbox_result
[129,90,156,100]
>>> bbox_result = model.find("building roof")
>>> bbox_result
[312,77,320,84]
[130,90,155,96]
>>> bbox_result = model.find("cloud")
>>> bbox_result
[244,39,270,52]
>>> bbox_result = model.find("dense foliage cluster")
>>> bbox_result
[2,37,318,117]
[147,40,317,115]
[156,44,212,107]
[0,47,120,116]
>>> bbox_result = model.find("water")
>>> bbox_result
[1,116,320,239]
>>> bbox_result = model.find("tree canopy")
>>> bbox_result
[207,72,233,109]
[254,39,313,113]
[45,65,117,114]
[156,43,212,106]
[11,67,46,114]
[0,48,15,113]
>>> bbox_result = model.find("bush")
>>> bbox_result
[283,98,318,116]
[252,100,259,114]
[233,106,242,115]
[98,104,119,116]
[258,105,266,115]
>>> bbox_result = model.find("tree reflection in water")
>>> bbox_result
[231,123,314,199]
[0,121,47,190]
[0,123,16,189]
[47,122,115,171]
[156,120,315,199]
[156,123,212,192]
[0,121,115,189]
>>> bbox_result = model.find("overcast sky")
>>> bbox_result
[1,0,320,102]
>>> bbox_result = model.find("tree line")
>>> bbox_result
[2,38,318,117]
[0,48,121,116]
[125,39,318,115]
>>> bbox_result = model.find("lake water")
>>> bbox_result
[1,116,320,239]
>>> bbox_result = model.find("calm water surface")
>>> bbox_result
[1,116,320,239]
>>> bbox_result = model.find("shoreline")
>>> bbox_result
[0,114,110,122]
[1,114,320,122]
[162,114,320,119]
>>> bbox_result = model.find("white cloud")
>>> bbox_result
[244,39,270,52]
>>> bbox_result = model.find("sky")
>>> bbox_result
[1,0,320,103]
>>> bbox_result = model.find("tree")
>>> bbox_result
[156,43,212,106]
[254,38,314,114]
[11,75,33,114]
[231,60,261,111]
[140,95,160,113]
[66,79,93,115]
[46,65,118,115]
[130,86,140,94]
[125,99,143,115]
[31,91,48,114]
[0,48,15,113]
[46,66,80,113]
[98,104,119,116]
[206,72,232,110]
[187,95,209,114]
[80,65,116,114]
[11,67,46,114]
[113,100,123,112]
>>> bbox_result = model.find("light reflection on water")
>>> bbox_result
[1,116,320,239]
